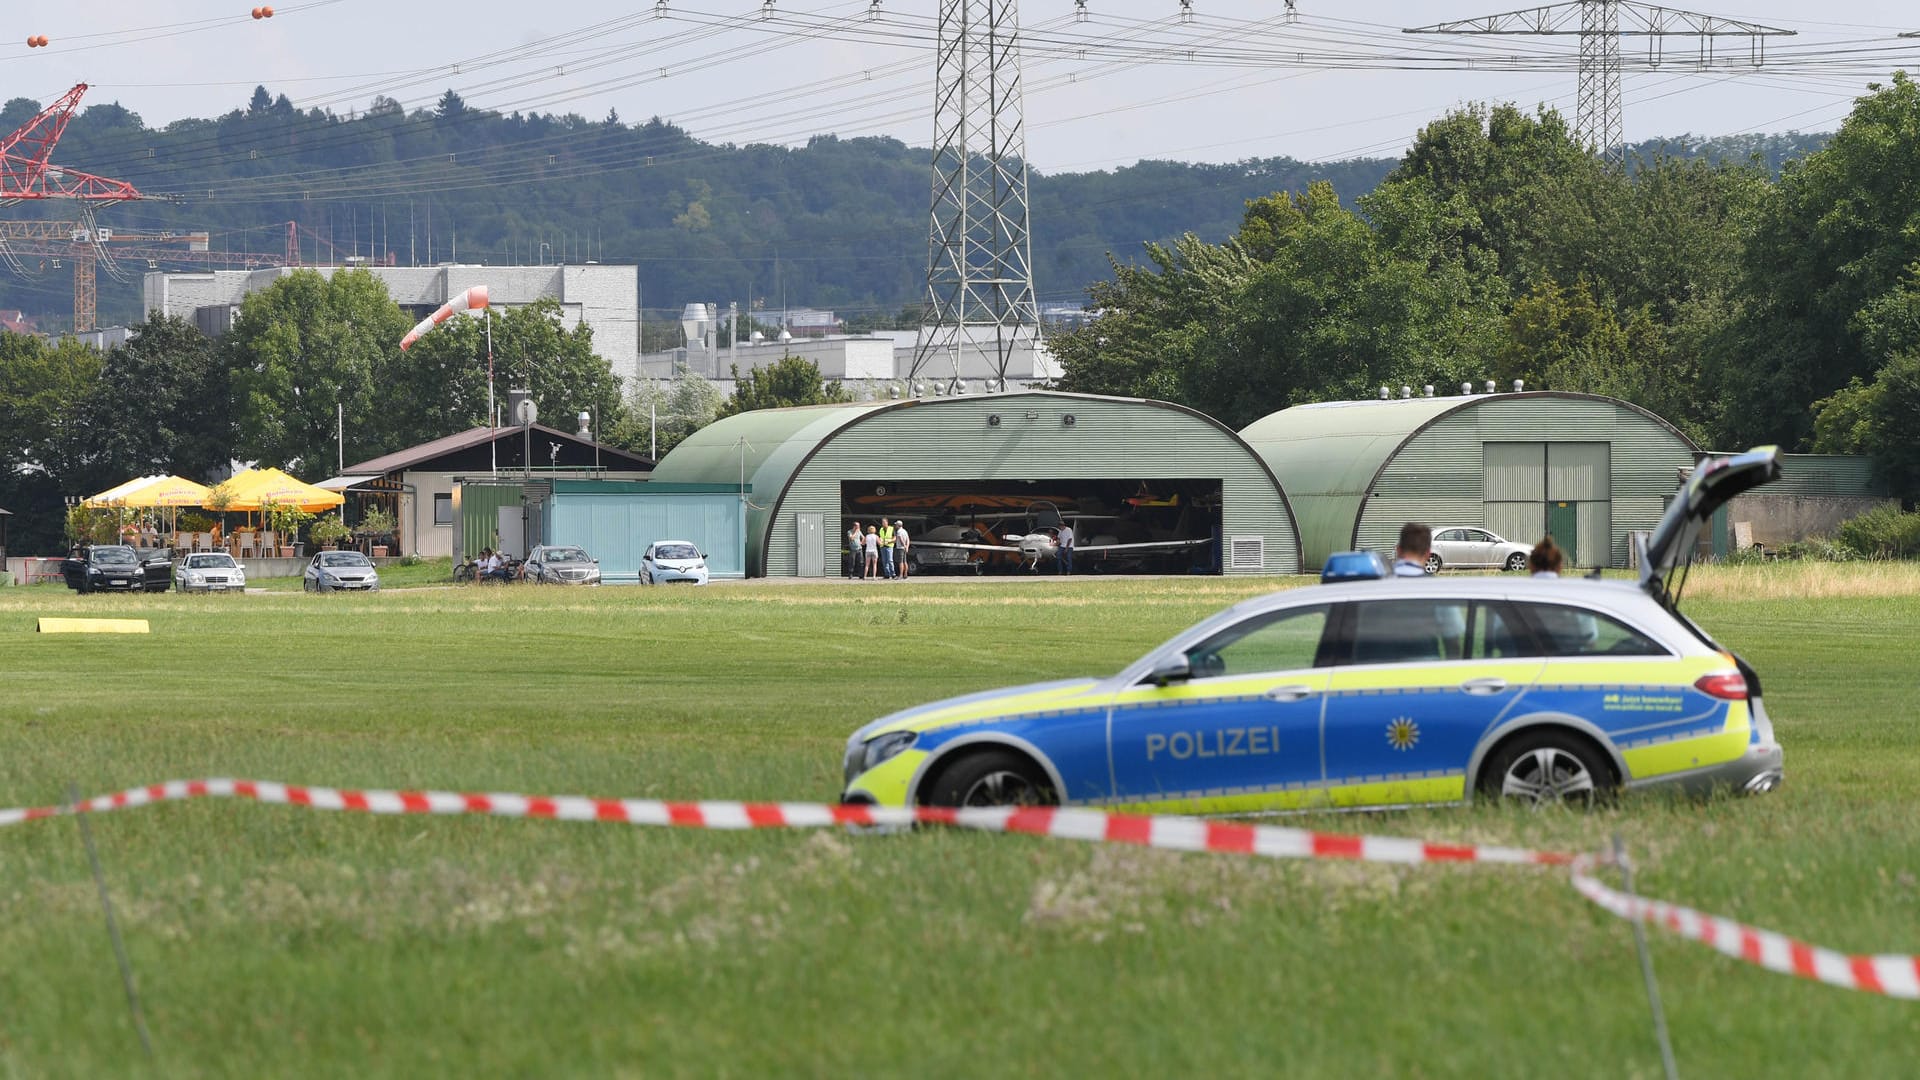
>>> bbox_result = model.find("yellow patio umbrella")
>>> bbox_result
[213,468,346,512]
[82,475,168,506]
[118,475,213,508]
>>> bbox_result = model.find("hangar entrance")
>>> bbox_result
[1482,442,1612,566]
[839,478,1224,574]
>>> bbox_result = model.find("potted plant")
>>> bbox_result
[205,481,237,545]
[355,505,397,558]
[262,499,314,558]
[309,513,352,550]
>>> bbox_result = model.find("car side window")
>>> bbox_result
[1184,605,1330,680]
[1473,601,1542,658]
[1435,529,1463,542]
[1340,599,1474,665]
[1511,602,1669,657]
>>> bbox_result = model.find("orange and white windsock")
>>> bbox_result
[399,285,489,351]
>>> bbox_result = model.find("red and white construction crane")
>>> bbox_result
[0,83,276,331]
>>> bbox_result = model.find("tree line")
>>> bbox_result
[1052,78,1920,500]
[4,84,1821,332]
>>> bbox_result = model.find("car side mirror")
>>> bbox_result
[698,551,707,560]
[237,565,248,571]
[1146,655,1192,687]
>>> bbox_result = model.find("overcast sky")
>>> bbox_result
[12,1,1920,171]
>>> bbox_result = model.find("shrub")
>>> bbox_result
[399,553,423,567]
[1779,536,1856,563]
[1836,503,1920,559]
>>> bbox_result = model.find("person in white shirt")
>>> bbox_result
[1056,523,1075,575]
[893,520,911,580]
[863,526,880,580]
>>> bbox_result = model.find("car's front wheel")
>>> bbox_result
[921,750,1058,808]
[1480,731,1613,807]
[1505,552,1528,572]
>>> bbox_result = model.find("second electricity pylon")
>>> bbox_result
[910,0,1042,385]
[1406,2,1794,169]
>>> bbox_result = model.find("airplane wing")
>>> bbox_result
[914,540,1017,554]
[1078,538,1213,554]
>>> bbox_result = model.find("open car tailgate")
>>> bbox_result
[1637,446,1783,603]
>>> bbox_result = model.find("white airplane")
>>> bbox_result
[914,503,1212,572]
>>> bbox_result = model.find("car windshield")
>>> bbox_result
[187,554,236,569]
[655,543,700,561]
[544,548,589,562]
[91,547,136,565]
[320,552,371,568]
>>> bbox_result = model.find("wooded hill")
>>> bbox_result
[0,86,1830,330]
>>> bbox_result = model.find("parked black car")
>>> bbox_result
[61,545,172,593]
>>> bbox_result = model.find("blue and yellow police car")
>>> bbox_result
[841,448,1786,811]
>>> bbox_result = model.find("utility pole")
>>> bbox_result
[909,0,1042,385]
[1406,2,1793,170]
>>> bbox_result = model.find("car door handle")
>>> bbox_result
[1264,684,1316,702]
[1460,677,1508,695]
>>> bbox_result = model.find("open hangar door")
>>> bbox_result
[840,478,1224,574]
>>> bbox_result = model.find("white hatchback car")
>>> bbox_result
[640,540,710,585]
[1427,528,1534,573]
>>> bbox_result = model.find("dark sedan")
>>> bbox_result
[61,545,172,593]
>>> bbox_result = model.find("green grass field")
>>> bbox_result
[1,568,1916,1077]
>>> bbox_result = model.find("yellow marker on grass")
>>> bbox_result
[36,618,150,634]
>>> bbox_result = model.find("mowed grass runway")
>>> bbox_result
[1,567,1916,1076]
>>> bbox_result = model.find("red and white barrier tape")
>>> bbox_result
[6,779,1913,999]
[0,778,1572,866]
[1572,862,1920,1000]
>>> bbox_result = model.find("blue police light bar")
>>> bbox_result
[1321,551,1389,583]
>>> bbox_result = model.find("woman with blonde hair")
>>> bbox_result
[1528,535,1564,577]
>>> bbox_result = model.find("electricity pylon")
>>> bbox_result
[1407,2,1794,169]
[911,0,1041,385]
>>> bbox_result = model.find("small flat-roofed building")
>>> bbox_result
[326,425,653,558]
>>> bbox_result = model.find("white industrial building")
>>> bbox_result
[639,310,1058,393]
[144,263,641,383]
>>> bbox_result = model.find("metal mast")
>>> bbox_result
[1577,0,1621,164]
[1407,2,1794,170]
[911,0,1040,384]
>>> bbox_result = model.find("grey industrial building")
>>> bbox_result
[638,331,1059,394]
[648,390,1301,577]
[143,263,641,383]
[1241,390,1701,571]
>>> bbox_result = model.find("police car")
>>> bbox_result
[841,448,1785,811]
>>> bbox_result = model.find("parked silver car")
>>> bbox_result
[304,550,380,592]
[523,545,602,585]
[175,552,247,593]
[1427,528,1534,573]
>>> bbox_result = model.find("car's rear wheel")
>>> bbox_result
[1424,553,1442,574]
[1480,730,1614,807]
[921,750,1057,808]
[1505,552,1528,572]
